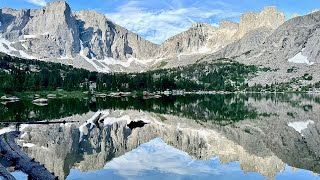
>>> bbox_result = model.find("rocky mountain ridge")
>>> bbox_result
[157,6,285,59]
[1,1,320,84]
[0,2,286,71]
[201,10,320,85]
[0,1,159,72]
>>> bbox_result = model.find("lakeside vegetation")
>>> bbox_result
[0,53,319,98]
[0,53,253,95]
[0,52,319,124]
[0,53,257,94]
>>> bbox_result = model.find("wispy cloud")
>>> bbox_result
[105,1,239,44]
[25,0,46,6]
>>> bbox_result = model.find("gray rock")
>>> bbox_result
[236,6,285,39]
[74,10,159,60]
[0,8,30,41]
[208,27,273,60]
[155,6,285,70]
[1,2,319,80]
[156,23,217,58]
[0,2,158,72]
[22,1,80,58]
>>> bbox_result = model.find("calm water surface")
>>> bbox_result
[1,93,320,180]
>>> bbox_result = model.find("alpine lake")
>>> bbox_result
[1,92,320,180]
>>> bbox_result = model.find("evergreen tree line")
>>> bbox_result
[0,53,259,93]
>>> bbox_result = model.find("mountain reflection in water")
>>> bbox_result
[68,138,319,180]
[1,93,320,180]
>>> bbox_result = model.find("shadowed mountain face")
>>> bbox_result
[0,1,159,72]
[0,3,289,73]
[1,2,319,87]
[11,93,320,179]
[1,3,319,86]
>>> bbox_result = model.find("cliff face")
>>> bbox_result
[237,11,320,85]
[155,6,285,60]
[74,10,158,60]
[255,10,320,65]
[0,2,81,59]
[1,2,319,79]
[0,4,286,72]
[0,8,30,41]
[206,21,239,52]
[21,1,80,58]
[216,9,320,66]
[156,23,217,58]
[0,1,159,72]
[210,6,285,59]
[237,6,285,39]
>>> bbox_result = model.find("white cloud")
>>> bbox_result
[105,1,239,44]
[25,0,46,6]
[104,138,220,177]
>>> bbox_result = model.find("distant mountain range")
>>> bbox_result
[0,1,320,85]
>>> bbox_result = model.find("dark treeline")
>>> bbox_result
[0,53,258,93]
[0,53,97,92]
[97,60,257,92]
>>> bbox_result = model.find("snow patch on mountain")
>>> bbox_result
[288,120,314,136]
[102,56,152,68]
[79,40,110,72]
[288,50,314,65]
[0,37,17,54]
[23,34,38,39]
[0,36,36,59]
[23,143,36,148]
[79,40,156,72]
[58,55,74,60]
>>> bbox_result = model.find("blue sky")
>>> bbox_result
[1,0,319,44]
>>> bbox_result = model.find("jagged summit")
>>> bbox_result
[191,22,214,28]
[22,0,80,58]
[0,1,159,71]
[155,6,285,61]
[155,22,216,58]
[1,1,319,81]
[46,1,70,8]
[0,3,287,64]
[75,9,159,61]
[219,21,239,29]
[237,6,285,38]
